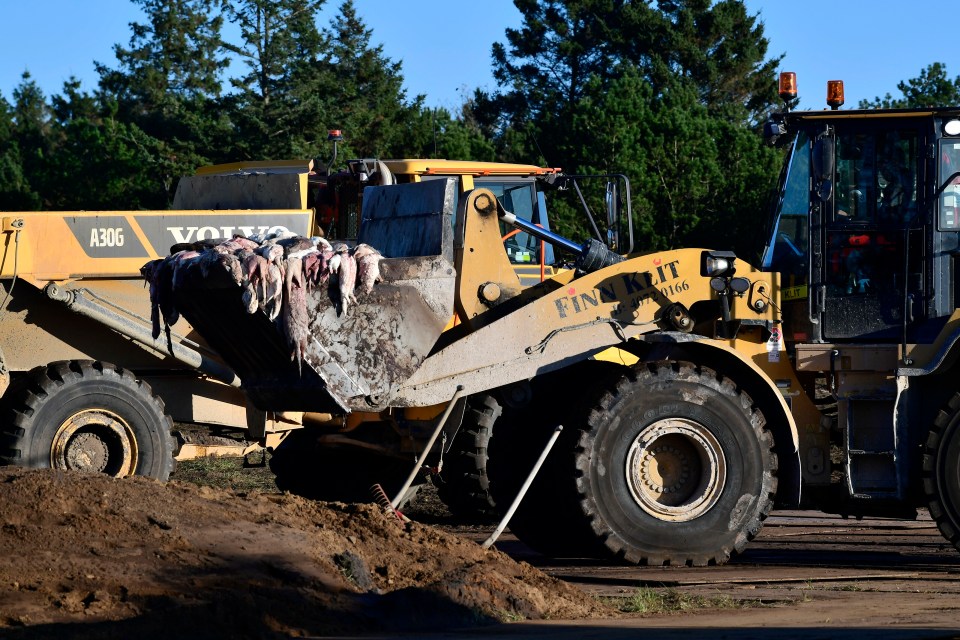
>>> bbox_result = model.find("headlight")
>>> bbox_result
[705,256,730,275]
[702,251,737,277]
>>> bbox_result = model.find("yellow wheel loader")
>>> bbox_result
[161,75,960,566]
[162,175,780,566]
[187,154,633,519]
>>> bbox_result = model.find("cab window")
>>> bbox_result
[938,139,960,229]
[762,131,810,285]
[825,127,919,296]
[835,128,918,223]
[400,175,552,266]
[495,183,539,264]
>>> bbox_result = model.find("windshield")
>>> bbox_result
[761,131,810,286]
[485,181,551,265]
[422,176,554,266]
[835,127,919,223]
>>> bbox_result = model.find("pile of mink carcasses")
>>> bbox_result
[141,232,383,366]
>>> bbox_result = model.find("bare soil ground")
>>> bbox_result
[0,466,609,639]
[3,457,960,640]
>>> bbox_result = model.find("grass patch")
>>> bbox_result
[495,608,526,623]
[172,454,277,493]
[607,587,763,614]
[804,582,867,593]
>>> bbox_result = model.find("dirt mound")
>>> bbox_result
[0,468,610,638]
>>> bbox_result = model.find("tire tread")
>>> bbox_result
[0,360,175,479]
[923,391,960,551]
[573,360,778,566]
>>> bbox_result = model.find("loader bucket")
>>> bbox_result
[172,179,457,413]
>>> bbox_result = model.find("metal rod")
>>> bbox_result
[482,424,563,549]
[391,385,466,509]
[555,173,634,254]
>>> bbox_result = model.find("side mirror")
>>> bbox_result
[764,119,787,146]
[605,181,619,251]
[812,133,835,202]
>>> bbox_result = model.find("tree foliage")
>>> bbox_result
[316,1,428,162]
[479,0,782,254]
[859,63,960,109]
[0,0,784,262]
[94,0,229,203]
[220,0,327,159]
[6,73,53,210]
[0,92,35,210]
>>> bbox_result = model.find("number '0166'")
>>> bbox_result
[89,227,125,247]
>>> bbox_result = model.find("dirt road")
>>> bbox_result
[431,509,960,639]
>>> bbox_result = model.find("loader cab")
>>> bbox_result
[313,158,632,286]
[763,108,960,345]
[476,177,554,268]
[336,159,593,287]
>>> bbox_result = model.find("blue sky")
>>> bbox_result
[0,1,955,111]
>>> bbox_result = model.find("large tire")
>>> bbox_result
[0,360,175,480]
[434,394,500,521]
[923,393,960,551]
[573,361,777,566]
[270,429,418,505]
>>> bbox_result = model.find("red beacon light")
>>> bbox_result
[827,80,844,110]
[778,71,798,102]
[327,129,344,141]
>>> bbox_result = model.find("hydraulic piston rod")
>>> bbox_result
[44,283,241,387]
[498,203,623,273]
[499,208,582,254]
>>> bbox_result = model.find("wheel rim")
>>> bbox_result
[51,408,138,476]
[625,418,726,522]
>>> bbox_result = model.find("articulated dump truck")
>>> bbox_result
[0,166,318,481]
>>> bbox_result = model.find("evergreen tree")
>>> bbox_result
[220,0,328,159]
[46,79,169,210]
[480,0,782,253]
[859,63,960,109]
[96,0,229,203]
[642,0,780,121]
[9,73,52,210]
[318,0,427,161]
[484,0,633,165]
[98,0,226,108]
[402,106,497,162]
[0,92,35,210]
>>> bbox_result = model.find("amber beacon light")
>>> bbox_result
[778,72,798,102]
[827,80,845,110]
